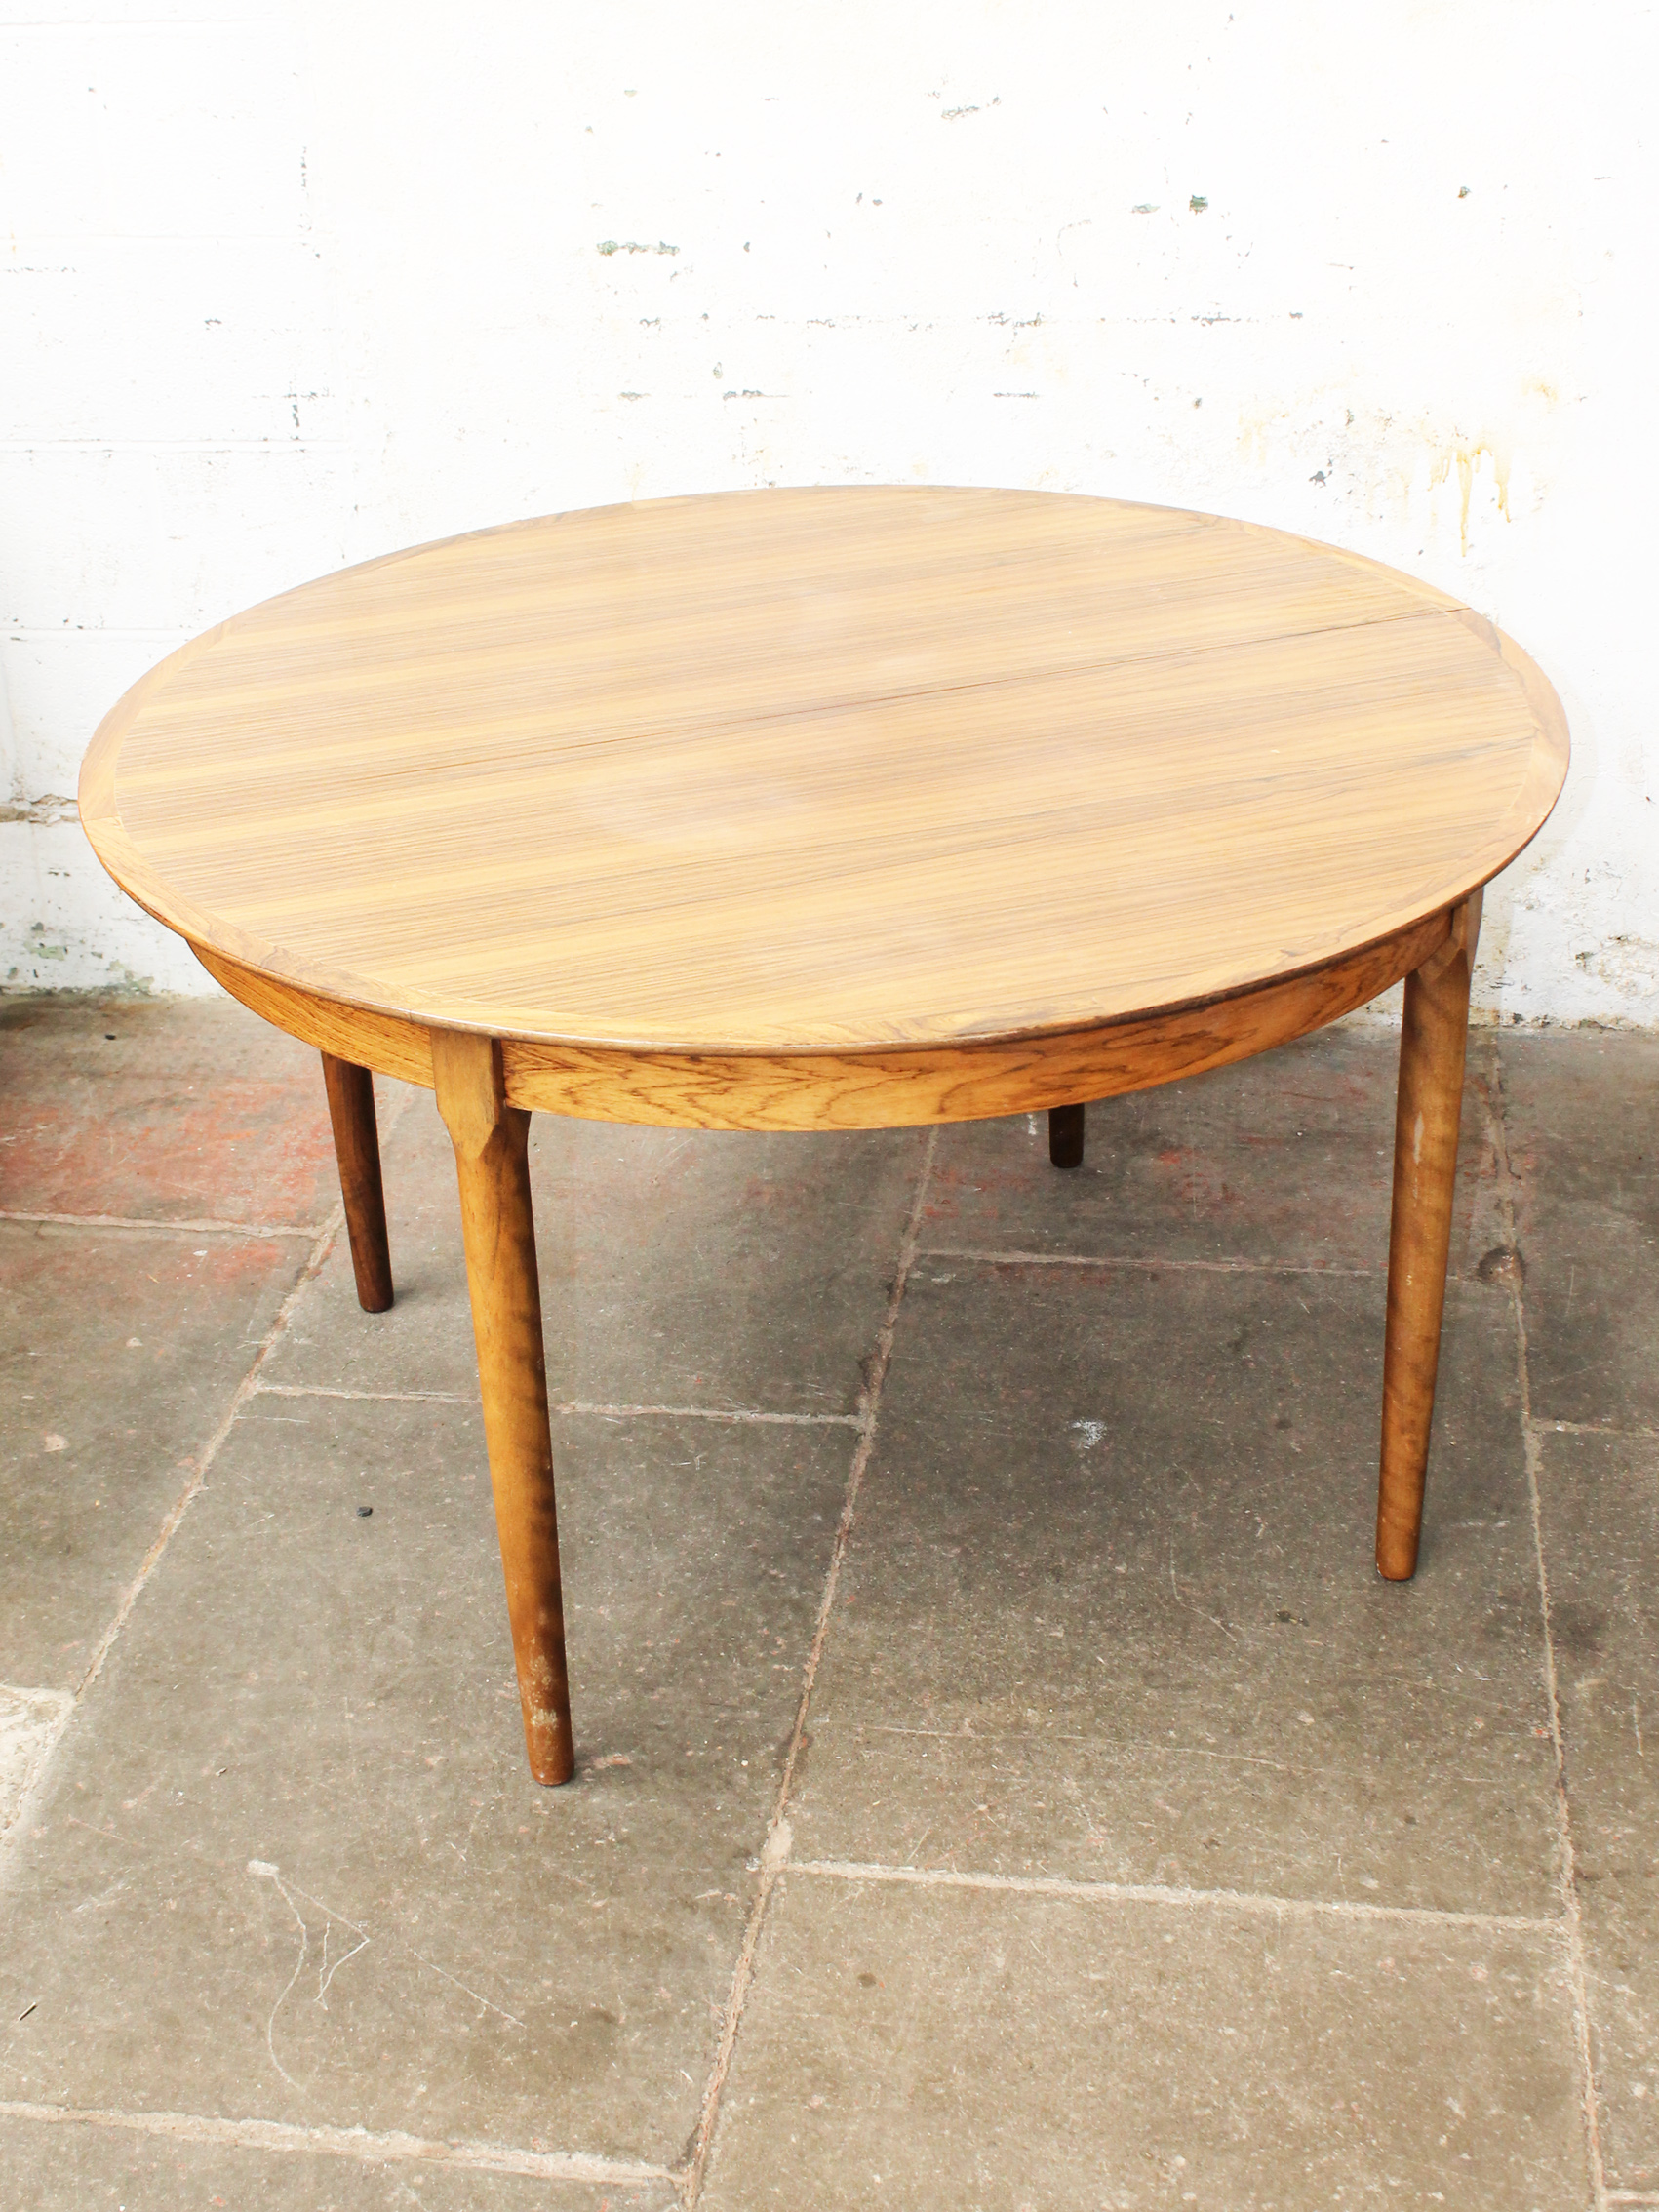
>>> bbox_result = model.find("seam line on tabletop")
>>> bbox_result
[1485,1038,1608,2210]
[683,1125,938,2208]
[89,599,1468,748]
[0,2103,673,2188]
[0,1207,323,1240]
[0,1086,415,1882]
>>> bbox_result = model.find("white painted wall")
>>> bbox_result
[4,0,1654,1020]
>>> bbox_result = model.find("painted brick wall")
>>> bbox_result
[3,1,1654,1021]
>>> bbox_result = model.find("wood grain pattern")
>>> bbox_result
[1376,892,1481,1580]
[191,944,435,1086]
[432,1029,573,1784]
[81,490,1567,1066]
[320,1052,393,1312]
[193,908,1448,1130]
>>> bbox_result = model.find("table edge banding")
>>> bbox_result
[192,908,1452,1131]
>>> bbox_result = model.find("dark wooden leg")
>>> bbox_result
[321,1052,393,1313]
[1049,1102,1086,1169]
[1376,893,1481,1580]
[431,1029,574,1785]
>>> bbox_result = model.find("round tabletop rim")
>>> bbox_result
[79,485,1570,1057]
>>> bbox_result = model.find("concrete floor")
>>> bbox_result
[0,993,1655,2211]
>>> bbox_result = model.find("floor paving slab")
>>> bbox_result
[0,1392,849,2168]
[0,1220,308,1688]
[0,2109,674,2212]
[1499,1029,1659,1428]
[0,993,344,1229]
[921,1024,1501,1278]
[700,1871,1587,2211]
[263,1100,925,1416]
[1535,1424,1659,2192]
[10,993,1645,2209]
[791,1261,1560,1916]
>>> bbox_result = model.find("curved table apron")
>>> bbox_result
[79,488,1570,1786]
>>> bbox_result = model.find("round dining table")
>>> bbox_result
[79,487,1569,1784]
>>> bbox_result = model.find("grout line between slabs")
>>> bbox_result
[786,1857,1566,1933]
[920,1244,1381,1277]
[558,1402,862,1430]
[0,439,349,454]
[0,1207,323,1240]
[682,1126,939,2209]
[1543,1419,1659,1442]
[252,1379,864,1429]
[0,1208,344,1872]
[0,1086,416,1880]
[1484,1041,1609,2210]
[0,2101,674,2189]
[255,1381,471,1403]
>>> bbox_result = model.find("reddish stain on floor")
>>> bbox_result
[0,1073,336,1225]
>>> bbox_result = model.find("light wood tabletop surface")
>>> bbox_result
[81,488,1565,1062]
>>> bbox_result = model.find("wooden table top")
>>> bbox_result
[80,488,1567,1055]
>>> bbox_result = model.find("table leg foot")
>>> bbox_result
[321,1052,394,1313]
[1049,1102,1086,1169]
[1376,893,1481,1582]
[432,1029,575,1785]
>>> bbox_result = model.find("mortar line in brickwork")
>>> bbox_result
[252,1378,865,1429]
[0,2102,674,2190]
[919,1244,1380,1278]
[785,1856,1566,1934]
[0,1207,323,1240]
[1483,1037,1610,2211]
[0,1088,417,1879]
[0,438,350,454]
[2,626,191,641]
[683,1125,940,2211]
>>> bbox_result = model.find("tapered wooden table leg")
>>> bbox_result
[1376,893,1481,1581]
[321,1052,394,1313]
[432,1029,574,1785]
[1049,1101,1086,1169]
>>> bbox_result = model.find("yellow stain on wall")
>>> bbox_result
[1428,443,1512,556]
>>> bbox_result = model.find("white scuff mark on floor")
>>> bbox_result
[247,1859,374,2094]
[1069,1419,1109,1453]
[0,1685,75,1842]
[249,1861,317,2094]
[396,1937,527,2031]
